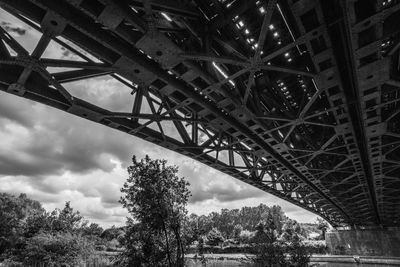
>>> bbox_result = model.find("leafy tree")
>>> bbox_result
[82,223,104,238]
[117,219,167,266]
[23,211,50,238]
[238,229,254,244]
[206,228,224,246]
[248,222,286,267]
[48,202,84,233]
[215,209,236,238]
[245,220,310,267]
[316,218,329,240]
[270,205,286,235]
[101,225,124,241]
[183,204,306,247]
[182,214,200,246]
[288,237,311,267]
[21,232,94,266]
[196,214,213,235]
[280,219,303,242]
[233,224,243,240]
[252,221,274,244]
[0,195,98,265]
[120,155,191,267]
[0,193,44,256]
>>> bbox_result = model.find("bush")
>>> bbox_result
[21,232,95,266]
[288,239,311,266]
[186,240,327,256]
[302,240,327,254]
[238,230,255,244]
[206,228,224,246]
[1,259,24,267]
[247,241,287,267]
[186,244,253,254]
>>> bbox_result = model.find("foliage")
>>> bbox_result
[0,194,100,266]
[233,224,243,240]
[22,201,85,236]
[119,155,191,267]
[247,221,287,267]
[185,204,290,243]
[316,218,329,240]
[280,219,304,242]
[186,241,326,255]
[48,202,84,233]
[0,193,44,257]
[288,237,312,267]
[245,219,311,267]
[238,230,255,244]
[250,241,287,267]
[117,219,168,266]
[82,223,104,238]
[21,232,94,265]
[100,225,124,241]
[206,228,224,246]
[300,223,320,239]
[302,240,327,254]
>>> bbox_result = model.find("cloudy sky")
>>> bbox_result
[0,9,319,227]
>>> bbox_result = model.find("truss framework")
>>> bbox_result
[0,0,399,226]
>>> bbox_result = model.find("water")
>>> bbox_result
[314,263,394,267]
[185,259,396,267]
[186,258,247,267]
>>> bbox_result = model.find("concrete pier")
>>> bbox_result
[326,228,400,257]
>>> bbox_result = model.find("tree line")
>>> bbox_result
[0,156,327,266]
[184,204,309,246]
[0,192,126,266]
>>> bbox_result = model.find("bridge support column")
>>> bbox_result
[326,228,400,257]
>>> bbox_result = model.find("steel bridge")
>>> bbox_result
[0,0,399,227]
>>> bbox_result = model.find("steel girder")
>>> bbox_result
[0,0,399,227]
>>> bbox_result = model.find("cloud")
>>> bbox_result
[0,8,319,227]
[64,77,133,112]
[0,90,316,226]
[0,10,42,54]
[0,93,138,176]
[0,96,36,128]
[0,21,26,36]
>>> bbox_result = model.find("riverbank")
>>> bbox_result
[311,255,400,265]
[186,254,400,266]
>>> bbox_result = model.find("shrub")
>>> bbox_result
[288,238,312,266]
[1,259,25,267]
[302,240,328,254]
[21,232,94,266]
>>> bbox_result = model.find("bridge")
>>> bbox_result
[0,0,399,230]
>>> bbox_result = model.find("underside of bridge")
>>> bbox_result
[0,0,399,227]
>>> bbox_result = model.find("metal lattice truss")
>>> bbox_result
[0,0,400,227]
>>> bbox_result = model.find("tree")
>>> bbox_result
[316,218,329,240]
[0,195,98,265]
[280,219,303,242]
[288,237,311,267]
[245,218,311,267]
[238,230,254,244]
[182,214,200,246]
[117,219,167,267]
[0,193,44,256]
[48,202,84,233]
[101,225,124,241]
[21,232,94,266]
[120,155,191,267]
[233,224,243,241]
[82,223,104,238]
[248,222,287,267]
[206,228,224,246]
